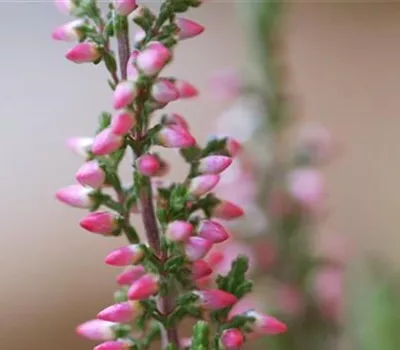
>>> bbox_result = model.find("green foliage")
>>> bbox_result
[347,261,400,350]
[191,321,210,350]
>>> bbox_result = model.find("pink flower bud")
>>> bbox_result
[209,69,241,101]
[114,0,137,16]
[176,17,205,40]
[246,311,287,335]
[128,274,159,300]
[136,42,171,76]
[198,220,229,243]
[151,79,180,104]
[163,113,190,131]
[198,155,232,175]
[116,265,146,285]
[76,320,116,341]
[65,42,101,64]
[92,128,124,156]
[126,50,140,81]
[226,137,242,157]
[55,0,76,14]
[195,289,238,310]
[97,301,142,323]
[111,110,136,135]
[76,160,105,188]
[52,19,85,42]
[55,185,94,208]
[66,136,93,157]
[220,329,244,350]
[287,167,325,209]
[105,244,145,266]
[180,338,192,348]
[166,220,193,242]
[185,237,213,261]
[94,340,130,350]
[313,266,343,320]
[136,154,160,177]
[192,260,212,280]
[113,81,137,109]
[212,200,244,220]
[156,125,196,148]
[80,211,118,235]
[174,80,199,99]
[134,29,146,44]
[189,174,220,196]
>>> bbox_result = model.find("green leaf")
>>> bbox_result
[190,321,209,349]
[201,138,228,157]
[180,146,202,163]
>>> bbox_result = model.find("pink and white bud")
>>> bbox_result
[114,0,137,16]
[76,160,105,188]
[313,266,343,320]
[228,295,263,320]
[126,50,139,81]
[80,211,118,235]
[113,81,137,109]
[136,42,171,76]
[166,220,193,242]
[225,137,242,157]
[94,340,130,350]
[198,156,232,175]
[92,128,124,156]
[66,136,93,157]
[76,320,116,341]
[55,0,76,15]
[192,260,212,280]
[198,220,229,243]
[209,69,241,101]
[105,244,145,266]
[212,200,244,220]
[185,237,213,261]
[174,80,199,99]
[246,311,287,335]
[180,338,192,348]
[52,19,85,42]
[116,265,146,285]
[287,167,325,209]
[156,125,196,148]
[220,329,244,350]
[134,29,146,44]
[111,110,136,136]
[163,113,190,131]
[136,154,160,177]
[128,274,159,300]
[97,301,142,323]
[195,289,238,310]
[66,42,101,64]
[189,174,220,196]
[176,17,205,40]
[151,79,179,104]
[55,185,94,208]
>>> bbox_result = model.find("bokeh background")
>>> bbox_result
[1,1,400,349]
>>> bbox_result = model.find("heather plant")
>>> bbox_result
[52,0,287,349]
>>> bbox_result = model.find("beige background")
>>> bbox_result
[1,1,400,349]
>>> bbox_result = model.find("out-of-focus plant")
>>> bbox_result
[204,1,346,349]
[345,259,400,350]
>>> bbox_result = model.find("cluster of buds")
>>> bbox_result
[52,0,286,349]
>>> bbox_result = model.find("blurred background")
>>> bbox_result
[1,1,400,349]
